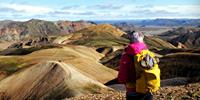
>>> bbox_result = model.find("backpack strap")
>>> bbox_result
[140,54,155,69]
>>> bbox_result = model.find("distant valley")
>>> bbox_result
[94,19,200,27]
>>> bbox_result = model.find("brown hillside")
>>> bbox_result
[159,27,200,48]
[0,46,117,83]
[0,61,112,100]
[0,19,94,41]
[54,24,128,47]
[159,53,200,80]
[0,19,60,41]
[57,20,95,34]
[144,36,176,49]
[71,24,125,38]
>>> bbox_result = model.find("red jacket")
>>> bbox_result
[118,42,147,93]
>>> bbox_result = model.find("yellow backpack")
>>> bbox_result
[134,49,160,93]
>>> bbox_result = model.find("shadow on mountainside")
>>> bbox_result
[0,44,60,56]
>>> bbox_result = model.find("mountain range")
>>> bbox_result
[0,19,199,99]
[0,19,94,41]
[159,27,200,48]
[95,19,200,27]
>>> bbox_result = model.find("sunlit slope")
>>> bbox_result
[70,24,125,39]
[0,46,117,83]
[0,61,112,100]
[54,24,128,47]
[144,36,176,49]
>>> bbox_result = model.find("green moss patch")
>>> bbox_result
[0,57,26,74]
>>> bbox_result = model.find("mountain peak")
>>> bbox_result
[27,19,44,23]
[76,24,125,37]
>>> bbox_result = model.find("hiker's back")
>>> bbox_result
[118,31,160,100]
[134,49,160,93]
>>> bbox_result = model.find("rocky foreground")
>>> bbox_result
[69,82,200,100]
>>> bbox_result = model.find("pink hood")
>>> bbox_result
[125,42,147,55]
[118,42,148,93]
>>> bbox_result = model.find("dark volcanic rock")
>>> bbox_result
[7,42,23,49]
[0,45,59,56]
[159,27,200,48]
[171,30,200,48]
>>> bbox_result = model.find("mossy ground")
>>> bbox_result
[0,57,24,74]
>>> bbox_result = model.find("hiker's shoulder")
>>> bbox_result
[125,42,147,54]
[128,42,147,48]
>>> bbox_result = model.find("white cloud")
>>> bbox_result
[0,3,199,20]
[116,4,200,19]
[0,4,53,14]
[150,5,200,14]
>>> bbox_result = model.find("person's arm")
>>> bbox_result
[118,53,131,83]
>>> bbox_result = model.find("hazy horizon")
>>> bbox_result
[1,18,200,22]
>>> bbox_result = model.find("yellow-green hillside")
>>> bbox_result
[144,36,176,49]
[54,24,128,47]
[0,46,117,83]
[71,24,125,39]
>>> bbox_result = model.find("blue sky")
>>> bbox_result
[0,0,199,21]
